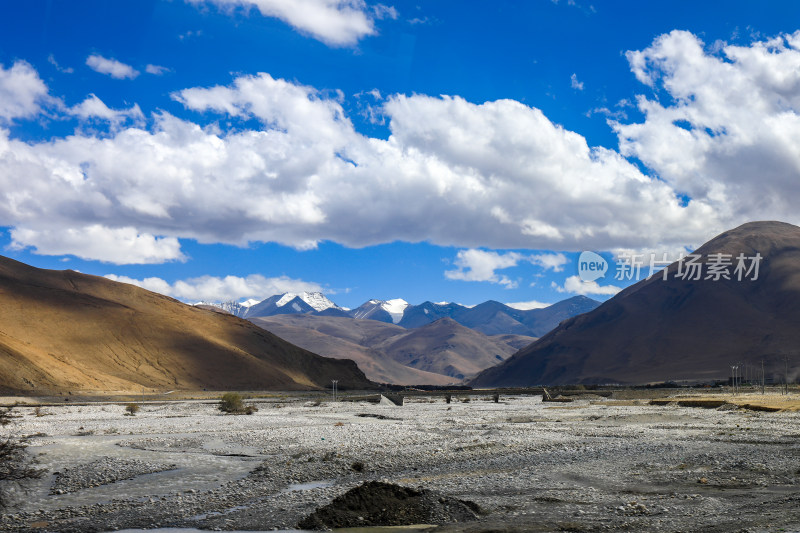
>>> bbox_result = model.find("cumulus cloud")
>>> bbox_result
[188,0,378,46]
[530,253,568,272]
[445,250,567,288]
[445,249,524,288]
[86,55,139,79]
[7,29,800,264]
[105,273,324,302]
[553,275,622,296]
[10,225,184,264]
[0,61,50,122]
[68,94,144,126]
[0,67,717,263]
[615,30,800,227]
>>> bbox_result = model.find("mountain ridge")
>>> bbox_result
[471,221,800,387]
[199,294,600,338]
[250,314,536,384]
[0,256,373,393]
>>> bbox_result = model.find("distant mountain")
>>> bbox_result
[518,296,601,336]
[455,300,533,336]
[250,315,455,385]
[471,221,800,387]
[397,296,600,337]
[280,291,340,312]
[194,299,257,318]
[350,299,410,324]
[251,314,535,384]
[205,291,344,319]
[398,301,469,328]
[376,318,530,380]
[0,256,373,393]
[199,294,599,338]
[246,294,317,317]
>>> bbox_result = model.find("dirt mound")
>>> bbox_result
[297,481,481,529]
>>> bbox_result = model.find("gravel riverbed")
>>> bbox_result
[1,394,799,532]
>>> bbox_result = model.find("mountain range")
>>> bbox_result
[250,314,536,385]
[4,221,794,392]
[472,221,800,387]
[0,256,372,393]
[198,293,599,385]
[199,293,601,338]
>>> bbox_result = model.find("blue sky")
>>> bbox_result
[2,1,800,309]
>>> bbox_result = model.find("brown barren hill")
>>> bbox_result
[251,315,529,384]
[471,221,800,387]
[377,318,520,380]
[251,315,457,385]
[0,256,373,393]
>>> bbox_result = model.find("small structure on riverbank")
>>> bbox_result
[341,393,404,406]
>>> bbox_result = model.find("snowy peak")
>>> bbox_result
[275,291,339,312]
[197,293,600,336]
[194,300,250,318]
[382,298,409,323]
[350,298,409,324]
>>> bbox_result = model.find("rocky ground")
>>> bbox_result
[0,393,799,532]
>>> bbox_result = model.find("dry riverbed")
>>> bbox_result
[1,393,799,532]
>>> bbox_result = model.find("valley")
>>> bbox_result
[1,390,799,532]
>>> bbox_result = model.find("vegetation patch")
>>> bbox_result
[218,392,258,415]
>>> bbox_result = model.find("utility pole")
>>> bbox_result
[331,380,338,402]
[761,360,765,395]
[784,356,790,395]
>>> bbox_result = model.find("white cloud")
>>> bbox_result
[86,55,139,79]
[505,300,551,310]
[105,273,324,302]
[8,29,800,265]
[530,252,568,272]
[68,94,144,126]
[10,225,184,264]
[553,275,622,296]
[47,54,74,74]
[145,64,170,75]
[0,61,49,121]
[0,67,717,263]
[188,0,378,46]
[445,249,523,287]
[570,73,584,90]
[615,30,800,228]
[372,4,398,20]
[445,250,569,288]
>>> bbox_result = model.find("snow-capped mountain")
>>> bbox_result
[194,299,256,318]
[197,292,341,318]
[350,298,409,324]
[196,292,600,337]
[275,292,339,313]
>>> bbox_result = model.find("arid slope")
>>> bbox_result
[0,256,372,393]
